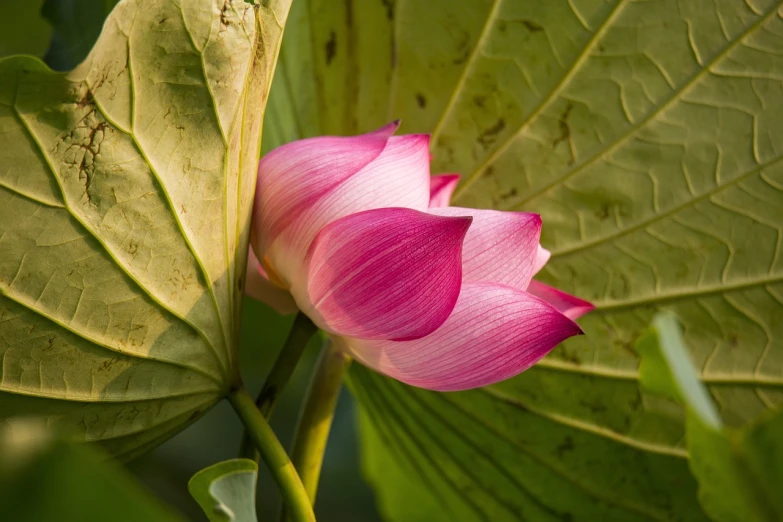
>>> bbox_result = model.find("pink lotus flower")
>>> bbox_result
[247,122,593,391]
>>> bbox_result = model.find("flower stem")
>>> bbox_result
[240,312,318,460]
[227,387,315,522]
[279,340,351,521]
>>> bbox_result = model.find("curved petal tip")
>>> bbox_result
[305,207,471,341]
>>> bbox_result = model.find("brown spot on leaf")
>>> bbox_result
[552,102,573,147]
[478,118,506,147]
[522,20,543,32]
[498,187,518,201]
[415,93,426,108]
[728,334,739,348]
[556,436,574,457]
[452,30,471,65]
[380,0,394,20]
[77,89,94,108]
[595,203,610,221]
[220,0,231,28]
[579,399,607,414]
[325,31,337,65]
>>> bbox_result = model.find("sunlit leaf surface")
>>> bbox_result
[265,0,783,519]
[0,0,290,458]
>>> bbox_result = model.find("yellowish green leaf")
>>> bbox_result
[0,0,291,458]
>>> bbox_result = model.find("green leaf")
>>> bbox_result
[0,0,291,458]
[0,1,52,59]
[189,458,259,522]
[0,420,182,521]
[267,0,783,519]
[637,314,722,430]
[638,313,783,522]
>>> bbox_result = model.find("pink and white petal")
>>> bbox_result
[266,134,432,286]
[245,250,299,315]
[430,207,541,290]
[526,280,594,320]
[298,207,471,341]
[342,283,583,391]
[533,245,551,274]
[429,174,460,208]
[252,121,399,254]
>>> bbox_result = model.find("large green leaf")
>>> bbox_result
[265,0,783,519]
[637,313,783,522]
[0,0,291,458]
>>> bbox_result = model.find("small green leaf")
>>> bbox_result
[0,420,182,522]
[0,0,292,458]
[638,313,783,522]
[189,458,259,522]
[638,314,722,430]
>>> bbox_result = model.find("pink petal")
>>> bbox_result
[430,207,541,290]
[299,208,471,341]
[533,245,551,274]
[252,121,399,254]
[244,249,299,315]
[342,283,582,391]
[526,280,594,320]
[429,174,460,208]
[265,133,432,288]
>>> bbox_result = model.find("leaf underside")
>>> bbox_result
[0,0,290,458]
[265,0,783,520]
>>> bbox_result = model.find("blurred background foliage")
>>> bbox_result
[0,0,381,519]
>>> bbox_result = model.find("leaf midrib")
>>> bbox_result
[535,358,783,388]
[0,385,219,403]
[123,24,233,378]
[591,273,783,311]
[0,284,224,387]
[479,387,687,459]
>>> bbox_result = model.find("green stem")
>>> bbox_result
[240,312,318,459]
[279,340,351,521]
[228,387,316,522]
